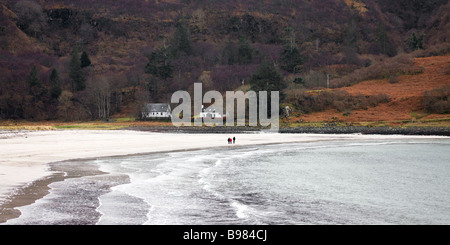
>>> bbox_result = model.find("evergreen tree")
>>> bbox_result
[343,20,361,66]
[343,19,358,50]
[69,47,86,92]
[375,24,396,57]
[280,27,303,73]
[80,51,91,68]
[28,65,41,91]
[145,47,173,80]
[409,32,424,51]
[222,41,238,65]
[50,68,62,99]
[28,65,46,111]
[237,36,252,65]
[250,62,286,116]
[250,61,286,102]
[145,47,173,100]
[280,46,304,73]
[417,34,424,50]
[171,17,192,57]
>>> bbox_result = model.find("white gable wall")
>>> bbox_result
[142,111,171,118]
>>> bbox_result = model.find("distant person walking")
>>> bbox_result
[233,137,236,144]
[227,138,231,144]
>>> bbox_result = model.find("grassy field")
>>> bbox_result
[0,118,174,131]
[1,116,449,132]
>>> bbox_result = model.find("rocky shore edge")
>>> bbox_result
[122,125,450,136]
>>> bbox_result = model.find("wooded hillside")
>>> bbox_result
[0,0,449,121]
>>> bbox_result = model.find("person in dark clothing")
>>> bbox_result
[227,138,231,144]
[233,137,235,144]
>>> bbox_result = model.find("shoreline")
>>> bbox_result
[121,125,450,136]
[1,129,449,223]
[0,129,325,223]
[0,172,65,223]
[280,126,450,136]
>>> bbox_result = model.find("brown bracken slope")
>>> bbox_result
[297,55,450,123]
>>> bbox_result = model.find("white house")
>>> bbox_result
[142,103,172,119]
[199,105,224,119]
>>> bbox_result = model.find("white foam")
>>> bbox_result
[231,200,251,219]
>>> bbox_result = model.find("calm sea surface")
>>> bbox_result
[5,136,450,225]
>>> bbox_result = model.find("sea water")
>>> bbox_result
[5,136,450,225]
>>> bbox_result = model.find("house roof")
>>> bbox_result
[143,103,171,113]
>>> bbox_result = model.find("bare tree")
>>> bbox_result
[88,76,112,120]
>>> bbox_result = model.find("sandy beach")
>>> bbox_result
[1,129,448,223]
[0,130,318,204]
